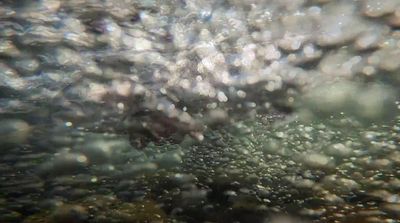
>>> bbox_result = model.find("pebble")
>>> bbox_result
[118,162,158,178]
[388,9,400,27]
[12,58,40,75]
[0,63,26,91]
[0,40,20,57]
[326,143,353,157]
[382,203,400,217]
[322,175,360,193]
[317,2,366,46]
[50,204,88,223]
[355,26,389,51]
[0,119,31,145]
[362,0,400,18]
[77,139,114,164]
[155,151,183,168]
[38,152,89,176]
[301,153,333,169]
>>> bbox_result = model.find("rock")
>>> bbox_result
[382,203,400,217]
[38,152,88,177]
[118,162,158,178]
[50,204,88,223]
[301,153,334,169]
[77,139,113,164]
[299,81,398,123]
[155,150,183,169]
[0,63,26,91]
[388,9,400,27]
[362,0,400,18]
[0,40,20,57]
[322,175,360,193]
[354,26,390,50]
[0,119,31,145]
[12,58,40,75]
[317,2,366,46]
[326,143,353,157]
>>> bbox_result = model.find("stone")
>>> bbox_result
[50,204,88,223]
[301,153,333,169]
[0,119,31,145]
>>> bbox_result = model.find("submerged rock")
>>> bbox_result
[0,119,31,146]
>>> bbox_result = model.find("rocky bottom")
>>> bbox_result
[1,114,399,223]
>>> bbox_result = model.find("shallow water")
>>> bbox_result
[1,0,400,222]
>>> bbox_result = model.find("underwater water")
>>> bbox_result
[1,0,400,222]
